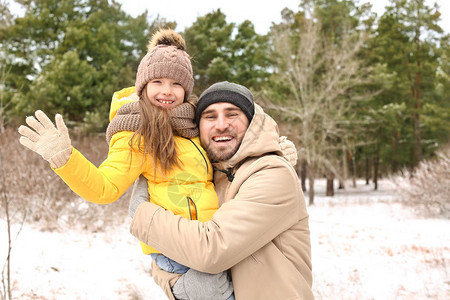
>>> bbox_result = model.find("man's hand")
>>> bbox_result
[18,110,72,168]
[129,174,150,218]
[172,269,234,300]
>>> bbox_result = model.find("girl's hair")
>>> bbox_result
[130,87,180,174]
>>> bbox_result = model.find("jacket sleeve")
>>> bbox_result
[53,133,146,204]
[130,157,306,274]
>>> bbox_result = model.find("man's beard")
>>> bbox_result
[202,140,241,163]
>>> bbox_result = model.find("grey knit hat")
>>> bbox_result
[195,81,255,124]
[135,29,193,99]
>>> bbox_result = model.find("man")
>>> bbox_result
[130,81,314,299]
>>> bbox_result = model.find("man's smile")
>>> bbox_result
[212,135,234,143]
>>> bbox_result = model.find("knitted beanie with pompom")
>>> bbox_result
[135,29,193,100]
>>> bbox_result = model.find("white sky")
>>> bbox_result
[6,0,449,34]
[116,0,449,34]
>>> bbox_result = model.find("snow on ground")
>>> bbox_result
[308,180,450,300]
[1,222,166,300]
[1,179,449,299]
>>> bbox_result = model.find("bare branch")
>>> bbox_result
[267,5,378,203]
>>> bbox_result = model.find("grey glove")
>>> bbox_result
[172,269,234,300]
[129,174,150,218]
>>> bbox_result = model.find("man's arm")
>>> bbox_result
[150,261,180,300]
[130,156,306,274]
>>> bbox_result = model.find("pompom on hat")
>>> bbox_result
[135,29,193,100]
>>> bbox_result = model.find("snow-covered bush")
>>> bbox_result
[393,146,450,218]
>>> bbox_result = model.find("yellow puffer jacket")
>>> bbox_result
[54,87,219,254]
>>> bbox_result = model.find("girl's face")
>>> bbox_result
[144,78,185,109]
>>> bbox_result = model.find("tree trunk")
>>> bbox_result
[300,160,307,192]
[326,173,334,196]
[374,142,380,191]
[308,168,315,205]
[372,126,382,190]
[365,157,370,185]
[350,150,356,188]
[374,158,379,190]
[413,110,422,165]
[346,150,356,187]
[412,26,422,166]
[342,146,348,188]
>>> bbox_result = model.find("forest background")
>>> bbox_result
[0,0,449,299]
[1,0,449,202]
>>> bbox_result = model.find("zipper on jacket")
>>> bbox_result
[182,138,204,221]
[186,196,198,220]
[183,137,208,174]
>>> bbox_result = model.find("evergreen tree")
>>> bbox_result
[183,9,234,95]
[183,9,271,95]
[0,0,162,127]
[372,0,444,168]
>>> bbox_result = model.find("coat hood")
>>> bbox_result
[216,104,283,169]
[109,87,139,122]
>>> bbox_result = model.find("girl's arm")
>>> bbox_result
[19,110,146,204]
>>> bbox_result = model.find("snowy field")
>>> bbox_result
[1,179,449,299]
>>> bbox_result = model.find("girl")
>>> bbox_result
[18,29,234,299]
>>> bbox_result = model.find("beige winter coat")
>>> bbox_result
[130,104,314,299]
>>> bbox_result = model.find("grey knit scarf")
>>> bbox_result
[106,101,198,145]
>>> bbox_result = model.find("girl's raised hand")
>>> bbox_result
[18,110,72,168]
